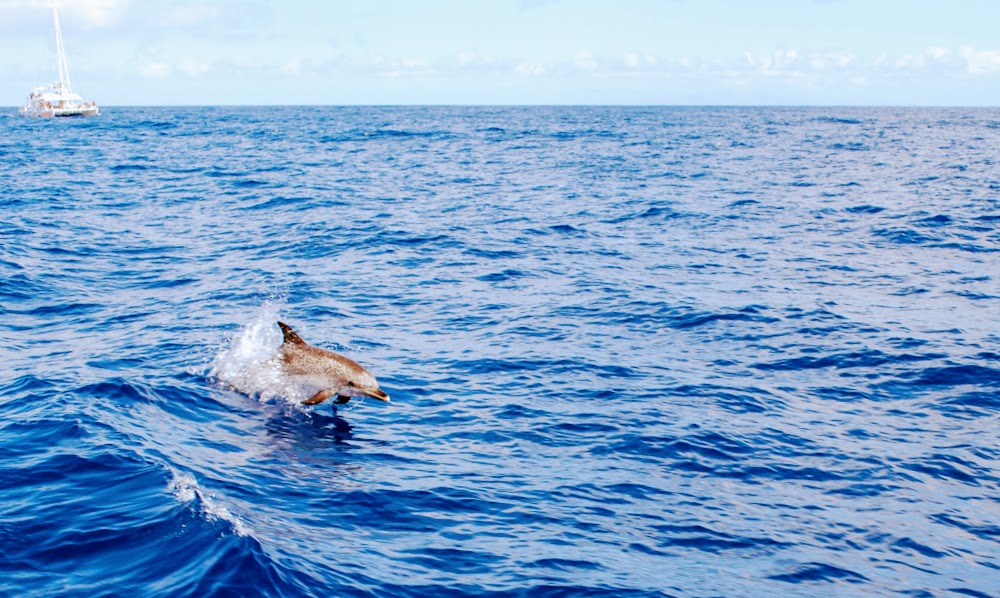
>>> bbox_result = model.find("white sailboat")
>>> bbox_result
[20,4,99,117]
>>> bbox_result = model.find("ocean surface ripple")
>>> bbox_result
[1,106,998,597]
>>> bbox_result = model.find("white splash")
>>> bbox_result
[168,469,251,537]
[208,301,312,404]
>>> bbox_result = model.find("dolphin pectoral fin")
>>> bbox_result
[303,389,335,405]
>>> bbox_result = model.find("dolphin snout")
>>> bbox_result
[368,388,390,402]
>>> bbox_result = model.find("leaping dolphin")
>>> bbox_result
[276,321,390,406]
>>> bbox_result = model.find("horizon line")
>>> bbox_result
[6,103,1000,109]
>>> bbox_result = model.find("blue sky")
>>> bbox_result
[3,0,1000,106]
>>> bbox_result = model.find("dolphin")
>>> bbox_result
[276,321,390,406]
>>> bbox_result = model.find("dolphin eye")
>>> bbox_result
[347,381,355,387]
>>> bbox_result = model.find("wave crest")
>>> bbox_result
[168,470,251,537]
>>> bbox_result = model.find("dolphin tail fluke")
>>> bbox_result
[278,321,306,346]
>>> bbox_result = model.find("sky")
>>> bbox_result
[2,0,1000,106]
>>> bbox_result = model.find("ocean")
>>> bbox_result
[0,106,997,597]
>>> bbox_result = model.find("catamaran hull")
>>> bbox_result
[19,106,100,118]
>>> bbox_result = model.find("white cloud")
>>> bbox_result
[878,47,954,71]
[726,45,999,84]
[455,51,500,70]
[514,62,547,77]
[124,38,1000,95]
[880,46,999,75]
[745,49,803,77]
[960,46,1000,74]
[623,53,659,69]
[926,47,949,61]
[372,55,434,78]
[457,51,477,67]
[280,57,302,76]
[895,52,926,69]
[178,57,211,77]
[401,57,427,69]
[808,52,855,71]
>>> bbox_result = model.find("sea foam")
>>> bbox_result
[208,302,312,404]
[168,469,251,538]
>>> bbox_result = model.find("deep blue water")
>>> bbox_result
[1,106,998,597]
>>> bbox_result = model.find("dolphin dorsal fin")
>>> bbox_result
[277,321,306,346]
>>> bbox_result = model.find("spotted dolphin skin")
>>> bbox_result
[276,321,390,406]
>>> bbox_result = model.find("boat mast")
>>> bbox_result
[52,4,72,92]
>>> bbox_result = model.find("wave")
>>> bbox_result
[168,469,251,537]
[4,105,999,598]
